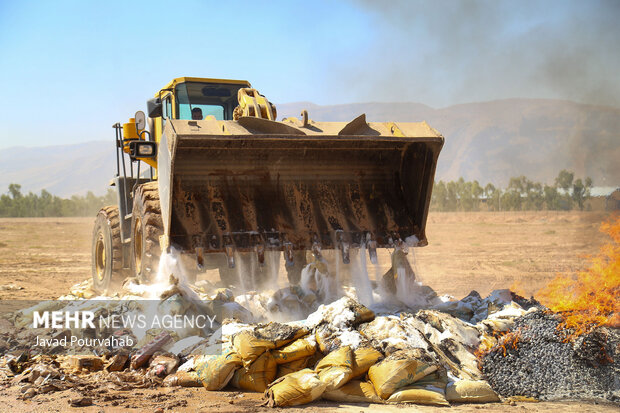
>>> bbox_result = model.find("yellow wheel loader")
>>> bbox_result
[91,77,444,294]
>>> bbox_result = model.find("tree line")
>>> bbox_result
[0,169,595,217]
[431,170,594,212]
[0,184,116,217]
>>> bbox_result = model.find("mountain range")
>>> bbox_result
[1,99,618,197]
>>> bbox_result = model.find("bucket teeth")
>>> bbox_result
[195,247,204,270]
[209,235,219,250]
[283,242,294,267]
[367,239,378,264]
[253,234,266,265]
[223,235,235,268]
[340,241,350,264]
[311,234,322,260]
[336,231,350,264]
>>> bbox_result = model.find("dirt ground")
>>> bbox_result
[0,211,612,300]
[0,211,616,412]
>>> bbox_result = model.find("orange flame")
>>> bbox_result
[536,214,620,338]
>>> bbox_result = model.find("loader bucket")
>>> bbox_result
[157,115,443,264]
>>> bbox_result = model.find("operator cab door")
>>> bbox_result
[154,93,173,143]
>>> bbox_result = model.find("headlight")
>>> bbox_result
[129,141,157,159]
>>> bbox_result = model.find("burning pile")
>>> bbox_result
[483,216,620,402]
[482,311,619,401]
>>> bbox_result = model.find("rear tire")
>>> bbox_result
[130,182,163,283]
[92,206,126,294]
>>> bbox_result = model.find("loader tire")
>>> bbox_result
[130,182,163,283]
[92,206,126,294]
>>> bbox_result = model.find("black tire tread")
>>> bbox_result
[131,182,163,281]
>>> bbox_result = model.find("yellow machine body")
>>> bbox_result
[119,76,444,265]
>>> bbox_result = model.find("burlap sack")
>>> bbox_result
[368,350,437,399]
[445,379,500,403]
[277,355,314,379]
[351,346,383,379]
[231,351,277,392]
[386,370,449,406]
[323,380,384,403]
[195,351,242,390]
[315,346,353,391]
[272,336,316,365]
[264,368,327,407]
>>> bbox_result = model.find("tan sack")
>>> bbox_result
[368,350,437,399]
[272,336,316,364]
[163,371,203,387]
[231,351,277,392]
[387,370,449,406]
[351,346,383,379]
[323,380,384,404]
[232,330,277,365]
[264,368,327,407]
[277,355,314,379]
[195,351,242,390]
[446,379,500,403]
[315,346,354,391]
[233,324,307,365]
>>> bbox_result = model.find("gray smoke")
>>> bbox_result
[344,0,620,108]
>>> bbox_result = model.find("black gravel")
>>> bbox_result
[482,309,620,402]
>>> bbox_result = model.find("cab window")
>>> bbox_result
[163,95,172,119]
[175,82,245,120]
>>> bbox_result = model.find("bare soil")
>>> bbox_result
[0,211,615,412]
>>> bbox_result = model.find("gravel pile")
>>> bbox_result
[482,310,620,402]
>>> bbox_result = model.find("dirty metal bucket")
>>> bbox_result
[157,116,443,266]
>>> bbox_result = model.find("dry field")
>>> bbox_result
[0,211,612,301]
[0,211,617,412]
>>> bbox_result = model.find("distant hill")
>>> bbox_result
[1,99,618,197]
[0,141,116,197]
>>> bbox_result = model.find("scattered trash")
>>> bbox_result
[68,396,93,407]
[66,355,104,372]
[162,371,202,387]
[130,331,173,370]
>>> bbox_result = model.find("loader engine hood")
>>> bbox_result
[157,115,443,261]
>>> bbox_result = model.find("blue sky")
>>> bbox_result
[0,0,618,148]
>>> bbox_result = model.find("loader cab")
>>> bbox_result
[147,77,251,143]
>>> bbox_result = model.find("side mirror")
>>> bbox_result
[135,111,146,132]
[147,97,162,118]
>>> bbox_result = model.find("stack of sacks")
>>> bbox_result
[366,348,448,405]
[265,339,384,406]
[229,323,308,392]
[272,334,319,378]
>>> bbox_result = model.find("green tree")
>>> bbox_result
[555,170,574,191]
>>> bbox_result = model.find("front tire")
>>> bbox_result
[92,206,125,294]
[130,182,163,283]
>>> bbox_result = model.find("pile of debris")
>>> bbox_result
[483,310,619,402]
[0,266,617,407]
